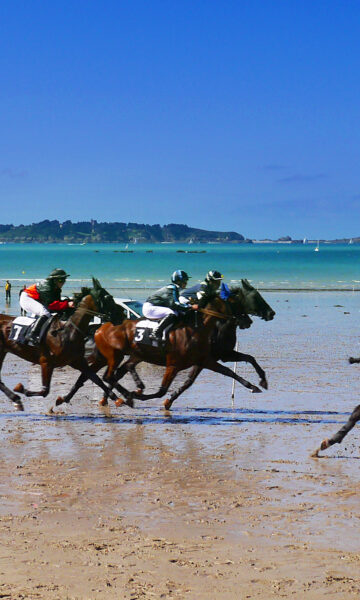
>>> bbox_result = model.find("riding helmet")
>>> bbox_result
[48,268,70,280]
[205,270,223,282]
[171,270,190,284]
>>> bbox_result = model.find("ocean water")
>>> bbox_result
[0,242,359,311]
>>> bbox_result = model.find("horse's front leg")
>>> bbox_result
[223,350,268,389]
[56,352,106,406]
[14,356,53,397]
[55,371,88,406]
[72,359,125,404]
[202,358,262,393]
[111,358,145,393]
[312,404,360,457]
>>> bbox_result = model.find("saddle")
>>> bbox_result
[134,319,169,347]
[9,315,55,347]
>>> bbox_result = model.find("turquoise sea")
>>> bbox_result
[0,242,359,311]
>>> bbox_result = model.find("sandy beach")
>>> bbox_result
[0,292,360,599]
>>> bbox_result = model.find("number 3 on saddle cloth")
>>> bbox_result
[9,315,55,347]
[134,319,170,347]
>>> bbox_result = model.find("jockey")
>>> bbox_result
[19,268,74,343]
[142,270,197,341]
[181,270,224,303]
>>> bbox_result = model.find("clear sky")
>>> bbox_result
[1,1,360,239]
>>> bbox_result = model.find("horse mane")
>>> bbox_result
[228,286,243,296]
[197,290,219,309]
[72,287,92,306]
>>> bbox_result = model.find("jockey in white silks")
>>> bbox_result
[142,270,197,340]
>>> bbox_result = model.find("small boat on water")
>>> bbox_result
[314,240,319,252]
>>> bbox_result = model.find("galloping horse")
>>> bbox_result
[160,281,275,409]
[0,278,124,411]
[94,280,275,409]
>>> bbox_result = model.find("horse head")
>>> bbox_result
[74,280,125,325]
[239,279,275,321]
[199,289,252,329]
[90,277,126,324]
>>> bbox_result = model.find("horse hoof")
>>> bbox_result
[260,379,268,390]
[13,400,24,412]
[14,383,25,394]
[126,398,134,409]
[55,396,64,406]
[163,399,172,410]
[320,439,330,450]
[99,397,108,407]
[115,398,124,407]
[251,386,262,393]
[349,357,355,364]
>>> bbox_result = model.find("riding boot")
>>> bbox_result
[25,315,48,346]
[150,314,177,341]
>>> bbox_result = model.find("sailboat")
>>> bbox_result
[349,238,353,245]
[303,237,307,244]
[314,240,319,252]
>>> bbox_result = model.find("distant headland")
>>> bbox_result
[0,220,248,244]
[0,221,357,244]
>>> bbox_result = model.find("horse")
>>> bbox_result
[312,356,360,456]
[0,278,125,411]
[93,279,275,409]
[159,282,275,409]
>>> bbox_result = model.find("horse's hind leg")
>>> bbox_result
[312,404,360,457]
[0,351,24,410]
[121,365,180,404]
[14,357,53,397]
[164,366,202,410]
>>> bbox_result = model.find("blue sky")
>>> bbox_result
[1,1,360,239]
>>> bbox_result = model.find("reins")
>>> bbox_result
[198,307,231,320]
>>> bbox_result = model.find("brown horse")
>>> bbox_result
[93,285,273,408]
[0,278,124,411]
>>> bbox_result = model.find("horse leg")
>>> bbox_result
[55,352,107,406]
[312,404,360,457]
[111,357,145,393]
[0,351,24,410]
[120,365,180,405]
[222,350,268,389]
[55,371,89,406]
[202,358,262,393]
[73,359,127,404]
[164,366,202,410]
[14,357,54,397]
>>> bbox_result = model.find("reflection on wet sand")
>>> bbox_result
[0,293,360,598]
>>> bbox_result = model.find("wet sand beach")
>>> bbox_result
[0,292,360,599]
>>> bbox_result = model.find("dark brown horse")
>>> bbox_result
[93,281,275,408]
[0,278,124,411]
